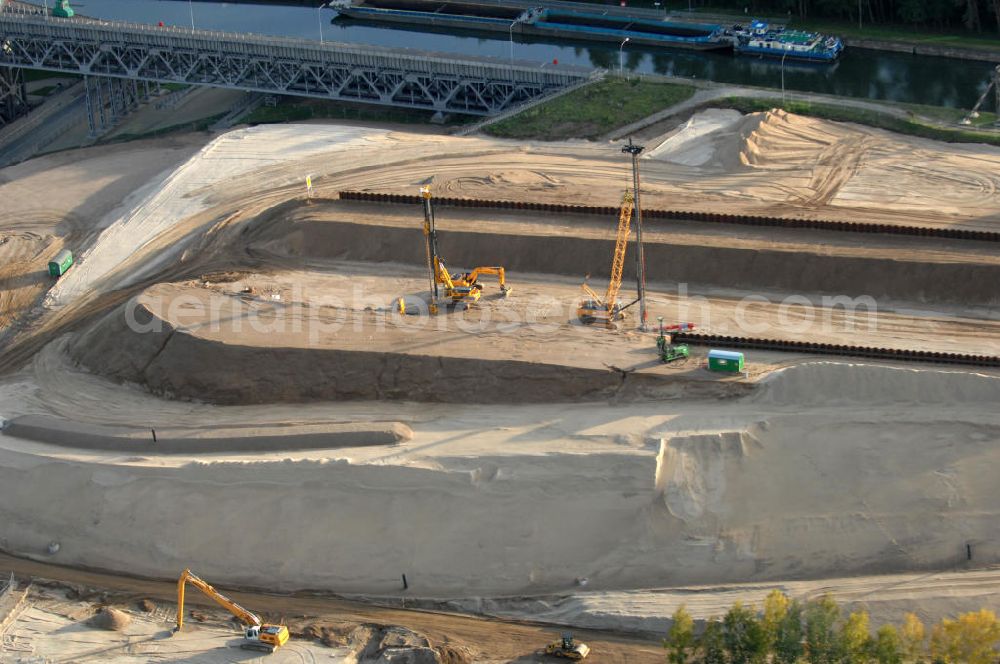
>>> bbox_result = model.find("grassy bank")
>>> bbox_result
[483,77,696,141]
[719,96,1000,146]
[245,98,470,127]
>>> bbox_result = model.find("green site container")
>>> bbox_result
[707,349,745,373]
[48,249,73,277]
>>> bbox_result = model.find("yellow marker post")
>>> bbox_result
[305,175,313,198]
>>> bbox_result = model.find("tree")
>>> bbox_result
[723,601,768,664]
[873,624,903,664]
[762,590,791,652]
[700,619,727,664]
[901,612,927,662]
[665,605,695,664]
[804,595,840,664]
[839,610,873,664]
[930,609,1000,664]
[774,599,805,664]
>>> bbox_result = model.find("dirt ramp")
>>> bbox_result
[2,414,411,452]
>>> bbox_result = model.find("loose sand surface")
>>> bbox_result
[1,111,1000,654]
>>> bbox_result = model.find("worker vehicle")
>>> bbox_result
[577,190,635,326]
[656,317,691,363]
[175,568,289,653]
[545,633,591,660]
[420,185,510,312]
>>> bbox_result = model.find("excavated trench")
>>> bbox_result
[258,203,1000,308]
[62,199,998,405]
[69,299,751,405]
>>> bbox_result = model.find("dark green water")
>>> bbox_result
[71,0,998,109]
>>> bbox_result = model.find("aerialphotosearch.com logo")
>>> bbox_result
[124,283,880,344]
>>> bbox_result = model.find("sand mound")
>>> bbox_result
[656,429,762,522]
[646,109,744,167]
[90,607,131,631]
[646,108,1000,218]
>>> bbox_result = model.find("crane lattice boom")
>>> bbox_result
[605,189,635,311]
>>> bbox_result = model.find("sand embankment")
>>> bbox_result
[2,414,411,453]
[2,362,999,596]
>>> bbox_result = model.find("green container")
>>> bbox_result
[707,349,744,372]
[48,249,73,277]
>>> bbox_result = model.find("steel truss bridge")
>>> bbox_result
[0,8,593,122]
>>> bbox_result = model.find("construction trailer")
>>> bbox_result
[707,349,744,372]
[48,249,73,277]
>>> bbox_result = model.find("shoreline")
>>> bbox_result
[845,36,1000,62]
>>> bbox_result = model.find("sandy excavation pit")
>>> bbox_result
[3,112,1000,645]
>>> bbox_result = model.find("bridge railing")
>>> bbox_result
[0,12,592,85]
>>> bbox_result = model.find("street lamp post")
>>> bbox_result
[318,2,327,43]
[188,0,195,30]
[509,20,516,64]
[618,37,630,75]
[780,51,787,104]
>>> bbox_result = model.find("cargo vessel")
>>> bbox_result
[731,20,843,62]
[331,0,731,51]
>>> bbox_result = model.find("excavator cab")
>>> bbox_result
[244,624,290,652]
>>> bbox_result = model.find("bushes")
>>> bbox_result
[664,595,1000,663]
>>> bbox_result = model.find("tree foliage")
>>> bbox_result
[662,595,1000,664]
[874,624,904,664]
[665,605,695,664]
[774,599,805,664]
[840,610,874,663]
[723,602,769,664]
[930,609,1000,664]
[901,612,927,661]
[699,619,727,664]
[805,595,841,664]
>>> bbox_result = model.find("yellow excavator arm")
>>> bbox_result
[433,256,456,290]
[176,568,261,632]
[468,266,508,291]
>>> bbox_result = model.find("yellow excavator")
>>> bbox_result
[420,185,510,313]
[577,189,635,326]
[174,568,289,654]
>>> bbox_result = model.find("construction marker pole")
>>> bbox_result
[623,138,647,331]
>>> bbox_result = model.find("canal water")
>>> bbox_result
[71,0,997,110]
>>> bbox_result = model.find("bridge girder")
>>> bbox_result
[0,14,592,115]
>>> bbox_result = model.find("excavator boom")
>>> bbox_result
[176,568,261,631]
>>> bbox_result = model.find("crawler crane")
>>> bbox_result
[421,185,510,312]
[577,189,635,326]
[174,568,289,653]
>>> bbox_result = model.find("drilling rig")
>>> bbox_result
[420,185,510,313]
[577,189,635,326]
